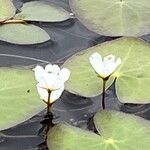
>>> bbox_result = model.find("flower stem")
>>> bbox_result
[47,90,51,114]
[102,79,107,110]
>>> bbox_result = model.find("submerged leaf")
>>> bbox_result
[0,23,50,44]
[0,0,16,22]
[63,37,150,104]
[0,68,45,131]
[15,1,71,22]
[70,0,150,37]
[48,110,150,150]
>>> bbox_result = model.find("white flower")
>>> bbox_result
[33,64,70,104]
[89,52,121,79]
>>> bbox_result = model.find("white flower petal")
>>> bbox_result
[104,57,121,76]
[90,52,102,62]
[33,65,44,72]
[37,80,47,89]
[33,65,45,82]
[37,84,48,102]
[89,52,121,78]
[45,64,60,74]
[59,68,71,82]
[45,64,53,72]
[34,64,70,103]
[50,85,64,103]
[104,54,115,63]
[89,52,103,75]
[52,65,60,73]
[44,73,62,90]
[105,63,116,75]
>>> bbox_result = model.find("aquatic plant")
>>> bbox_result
[0,68,45,130]
[89,52,121,109]
[0,1,150,150]
[69,0,150,37]
[63,37,150,104]
[33,64,70,113]
[0,0,71,44]
[89,53,121,79]
[47,110,150,150]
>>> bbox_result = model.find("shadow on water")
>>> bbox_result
[0,0,150,149]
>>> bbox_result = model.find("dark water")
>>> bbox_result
[0,0,150,149]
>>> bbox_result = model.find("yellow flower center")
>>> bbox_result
[113,72,122,78]
[105,138,116,144]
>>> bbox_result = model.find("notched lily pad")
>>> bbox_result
[70,0,150,37]
[0,68,45,131]
[0,0,16,22]
[15,1,71,22]
[47,110,150,150]
[63,37,150,104]
[0,23,50,44]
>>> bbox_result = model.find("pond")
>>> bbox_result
[0,0,150,150]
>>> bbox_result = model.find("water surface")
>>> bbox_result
[0,0,150,149]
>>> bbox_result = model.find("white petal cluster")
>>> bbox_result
[89,52,121,79]
[33,64,70,104]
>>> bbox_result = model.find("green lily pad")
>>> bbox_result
[63,37,150,104]
[47,110,150,150]
[0,0,16,22]
[70,0,150,37]
[0,68,45,131]
[0,23,50,44]
[15,1,71,22]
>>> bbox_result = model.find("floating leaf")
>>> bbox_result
[0,68,45,130]
[63,38,150,104]
[0,0,16,22]
[70,0,150,37]
[63,53,114,97]
[48,124,101,150]
[47,110,150,150]
[15,1,71,22]
[0,23,50,44]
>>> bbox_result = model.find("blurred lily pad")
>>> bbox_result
[0,68,45,131]
[70,0,150,37]
[47,110,150,150]
[15,1,71,22]
[0,0,16,22]
[63,37,150,104]
[0,23,50,44]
